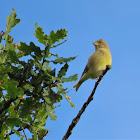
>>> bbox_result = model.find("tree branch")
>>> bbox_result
[0,97,18,114]
[22,127,28,140]
[62,65,111,140]
[4,125,30,139]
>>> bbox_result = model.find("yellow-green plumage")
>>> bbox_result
[73,39,112,91]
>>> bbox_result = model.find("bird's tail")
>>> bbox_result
[73,81,82,92]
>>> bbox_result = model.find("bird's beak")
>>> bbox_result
[92,42,98,46]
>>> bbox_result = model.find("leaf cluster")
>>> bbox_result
[0,9,78,140]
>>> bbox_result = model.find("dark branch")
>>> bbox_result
[22,127,28,140]
[0,97,18,114]
[62,65,111,140]
[4,125,30,139]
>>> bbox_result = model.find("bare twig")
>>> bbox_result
[4,125,30,139]
[51,38,69,48]
[62,65,111,140]
[22,127,28,140]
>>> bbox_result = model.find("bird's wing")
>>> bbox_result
[80,50,105,78]
[81,65,89,78]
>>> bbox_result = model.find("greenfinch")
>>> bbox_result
[73,39,112,91]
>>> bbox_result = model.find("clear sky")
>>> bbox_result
[1,0,140,139]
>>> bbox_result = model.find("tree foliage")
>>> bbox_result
[0,9,78,139]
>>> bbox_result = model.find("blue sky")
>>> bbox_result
[1,0,140,139]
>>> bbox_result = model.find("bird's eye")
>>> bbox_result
[98,41,101,43]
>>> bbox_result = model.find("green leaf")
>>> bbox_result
[0,51,8,63]
[18,42,30,55]
[5,9,20,35]
[42,62,51,71]
[29,42,42,57]
[56,83,66,95]
[56,84,75,107]
[34,22,48,45]
[12,128,21,136]
[46,104,57,120]
[34,104,48,127]
[23,84,34,90]
[16,87,24,98]
[7,105,19,117]
[49,68,55,77]
[5,42,15,50]
[43,88,62,103]
[37,128,49,139]
[4,35,14,43]
[49,29,68,44]
[0,44,4,49]
[57,63,68,78]
[2,76,23,98]
[64,96,75,108]
[31,134,38,140]
[5,118,22,127]
[9,65,23,79]
[44,44,51,58]
[61,74,78,82]
[53,56,76,64]
[19,42,42,58]
[43,88,54,104]
[50,53,58,57]
[19,98,34,118]
[20,135,24,140]
[8,50,19,63]
[0,64,12,76]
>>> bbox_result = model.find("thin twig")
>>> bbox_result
[4,125,30,139]
[22,127,28,140]
[62,65,111,140]
[51,38,69,48]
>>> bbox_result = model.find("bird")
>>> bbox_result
[73,39,112,91]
